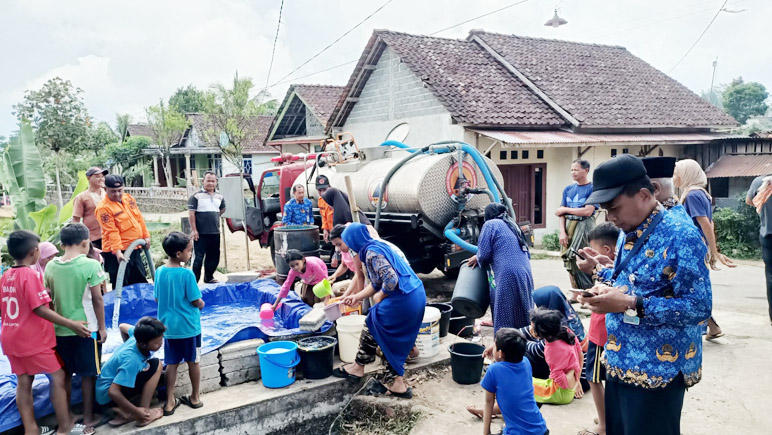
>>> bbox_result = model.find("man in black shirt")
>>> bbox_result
[188,172,226,283]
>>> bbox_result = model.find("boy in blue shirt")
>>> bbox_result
[155,232,205,415]
[481,328,548,435]
[96,317,165,427]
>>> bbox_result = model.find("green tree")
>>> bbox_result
[105,136,151,168]
[146,101,189,187]
[169,85,206,113]
[13,77,91,210]
[202,73,261,172]
[253,89,279,115]
[85,122,118,156]
[722,77,769,124]
[116,113,132,143]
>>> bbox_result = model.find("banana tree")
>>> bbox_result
[29,171,88,240]
[0,122,46,230]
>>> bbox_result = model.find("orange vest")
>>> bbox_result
[318,197,334,231]
[95,193,150,253]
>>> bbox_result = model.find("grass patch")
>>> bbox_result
[338,404,421,435]
[530,252,559,261]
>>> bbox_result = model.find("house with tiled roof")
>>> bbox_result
[267,84,345,153]
[126,114,278,187]
[326,29,737,235]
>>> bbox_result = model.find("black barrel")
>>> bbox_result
[274,225,321,284]
[451,262,490,319]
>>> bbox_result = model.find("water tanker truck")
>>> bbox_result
[226,138,532,277]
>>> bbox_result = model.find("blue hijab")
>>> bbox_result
[341,223,422,294]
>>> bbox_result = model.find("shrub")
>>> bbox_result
[713,194,761,259]
[542,230,561,251]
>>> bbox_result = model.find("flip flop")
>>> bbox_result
[481,320,494,327]
[164,397,183,416]
[332,365,363,382]
[706,332,724,340]
[385,387,413,399]
[79,414,110,429]
[107,416,132,428]
[179,395,204,409]
[40,426,56,435]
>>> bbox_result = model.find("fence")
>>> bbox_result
[45,185,189,213]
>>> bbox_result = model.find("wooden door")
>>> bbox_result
[500,164,533,224]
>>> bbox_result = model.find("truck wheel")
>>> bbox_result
[442,268,460,279]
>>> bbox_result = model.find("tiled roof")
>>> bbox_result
[293,85,344,128]
[126,124,157,142]
[329,30,566,129]
[469,31,737,128]
[188,114,278,154]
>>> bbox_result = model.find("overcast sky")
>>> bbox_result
[1,0,770,136]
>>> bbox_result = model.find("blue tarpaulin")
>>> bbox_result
[0,278,331,432]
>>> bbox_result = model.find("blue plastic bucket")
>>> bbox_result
[257,341,301,389]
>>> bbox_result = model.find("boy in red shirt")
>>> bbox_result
[1,230,91,435]
[579,222,621,435]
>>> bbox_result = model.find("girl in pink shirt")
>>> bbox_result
[274,249,329,308]
[530,309,584,405]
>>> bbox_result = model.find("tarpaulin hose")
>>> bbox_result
[112,239,155,329]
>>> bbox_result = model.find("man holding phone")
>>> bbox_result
[578,155,711,435]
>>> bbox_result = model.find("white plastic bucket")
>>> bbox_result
[415,306,441,358]
[336,314,366,363]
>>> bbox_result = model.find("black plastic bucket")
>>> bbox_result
[448,308,475,337]
[274,225,321,284]
[448,342,485,384]
[427,303,452,338]
[451,262,490,319]
[297,336,337,380]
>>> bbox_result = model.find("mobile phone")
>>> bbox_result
[569,247,586,260]
[569,288,596,297]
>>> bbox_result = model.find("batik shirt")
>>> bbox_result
[282,198,313,225]
[604,206,712,389]
[663,196,693,224]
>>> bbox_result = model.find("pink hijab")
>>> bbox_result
[33,242,58,276]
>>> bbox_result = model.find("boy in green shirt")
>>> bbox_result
[45,223,109,431]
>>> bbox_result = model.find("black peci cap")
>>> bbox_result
[315,175,330,189]
[641,157,676,179]
[104,174,125,188]
[586,154,647,204]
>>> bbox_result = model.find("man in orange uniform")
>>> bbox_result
[96,175,151,289]
[316,175,334,241]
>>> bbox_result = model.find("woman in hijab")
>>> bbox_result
[674,158,734,339]
[33,242,58,278]
[332,223,425,398]
[468,203,534,332]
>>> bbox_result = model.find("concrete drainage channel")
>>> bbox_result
[96,337,453,434]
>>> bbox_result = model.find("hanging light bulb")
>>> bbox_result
[544,9,567,28]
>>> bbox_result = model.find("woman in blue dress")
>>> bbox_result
[332,223,426,398]
[468,203,534,332]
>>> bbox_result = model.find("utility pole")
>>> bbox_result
[710,57,718,105]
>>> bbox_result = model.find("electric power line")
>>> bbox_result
[429,0,530,36]
[264,0,286,90]
[668,0,729,73]
[269,0,532,88]
[269,0,393,88]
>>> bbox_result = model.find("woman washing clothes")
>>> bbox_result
[468,203,534,332]
[332,223,425,398]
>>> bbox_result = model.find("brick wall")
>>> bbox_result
[346,46,446,124]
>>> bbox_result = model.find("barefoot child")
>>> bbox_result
[45,223,109,432]
[95,317,165,427]
[579,223,620,435]
[1,230,92,435]
[273,249,328,308]
[530,309,584,405]
[479,328,548,435]
[155,232,205,414]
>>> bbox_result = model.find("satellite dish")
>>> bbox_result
[385,122,410,143]
[544,9,568,28]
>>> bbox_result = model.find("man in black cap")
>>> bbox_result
[315,175,333,243]
[578,154,712,435]
[95,175,151,288]
[73,167,108,249]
